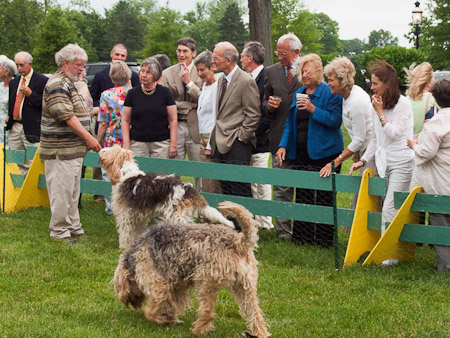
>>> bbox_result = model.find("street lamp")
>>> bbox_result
[412,1,423,49]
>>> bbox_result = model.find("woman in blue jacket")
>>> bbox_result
[276,53,343,248]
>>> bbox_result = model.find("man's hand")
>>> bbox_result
[179,64,191,85]
[86,134,101,152]
[20,84,32,97]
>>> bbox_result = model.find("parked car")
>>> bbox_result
[84,62,140,87]
[434,70,450,80]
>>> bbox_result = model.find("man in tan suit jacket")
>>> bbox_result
[162,37,203,190]
[210,41,261,197]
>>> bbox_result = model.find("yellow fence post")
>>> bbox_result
[0,144,23,212]
[344,169,381,267]
[362,186,422,266]
[13,146,49,212]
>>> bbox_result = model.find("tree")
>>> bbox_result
[33,7,80,73]
[183,2,220,52]
[141,5,184,63]
[248,0,273,65]
[217,1,248,53]
[366,29,399,50]
[361,46,426,89]
[341,38,367,56]
[405,0,450,70]
[104,0,145,61]
[0,0,45,57]
[183,0,248,54]
[312,12,342,55]
[271,0,322,56]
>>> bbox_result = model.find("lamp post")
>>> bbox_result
[412,1,423,49]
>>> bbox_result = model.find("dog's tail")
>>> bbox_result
[199,205,236,229]
[217,201,258,248]
[113,254,145,309]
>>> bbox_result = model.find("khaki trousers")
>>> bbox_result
[199,133,221,194]
[130,139,170,158]
[45,157,84,239]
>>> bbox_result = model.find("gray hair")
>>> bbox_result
[152,54,171,71]
[243,41,265,65]
[194,50,213,69]
[54,44,88,68]
[0,56,18,77]
[278,33,302,51]
[140,57,162,81]
[14,51,33,64]
[324,56,355,91]
[109,60,131,86]
[216,41,239,64]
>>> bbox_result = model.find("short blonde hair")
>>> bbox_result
[324,56,355,91]
[295,53,324,86]
[404,62,434,101]
[109,60,131,86]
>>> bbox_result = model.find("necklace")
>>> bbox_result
[142,84,156,95]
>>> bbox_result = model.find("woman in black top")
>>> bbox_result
[122,57,177,158]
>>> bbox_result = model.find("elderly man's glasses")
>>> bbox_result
[274,51,291,57]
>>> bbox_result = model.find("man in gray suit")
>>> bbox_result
[162,37,202,190]
[210,41,261,197]
[263,33,303,240]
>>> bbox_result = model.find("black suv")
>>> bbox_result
[84,62,140,87]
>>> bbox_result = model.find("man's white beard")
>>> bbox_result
[66,71,80,82]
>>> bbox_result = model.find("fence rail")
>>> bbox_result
[3,146,450,268]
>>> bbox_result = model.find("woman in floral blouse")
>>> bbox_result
[97,60,131,215]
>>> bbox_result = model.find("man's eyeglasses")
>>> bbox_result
[274,51,291,57]
[212,57,224,61]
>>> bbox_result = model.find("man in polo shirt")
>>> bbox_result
[41,44,101,242]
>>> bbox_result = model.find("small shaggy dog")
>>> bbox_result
[99,145,235,249]
[113,201,270,337]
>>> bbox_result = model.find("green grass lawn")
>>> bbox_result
[1,128,449,337]
[1,196,449,337]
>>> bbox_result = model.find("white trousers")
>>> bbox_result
[381,160,414,233]
[250,152,273,229]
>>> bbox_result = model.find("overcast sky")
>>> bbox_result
[63,0,423,48]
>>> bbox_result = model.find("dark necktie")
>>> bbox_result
[286,67,293,87]
[218,77,228,107]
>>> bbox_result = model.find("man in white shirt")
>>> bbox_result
[241,41,273,230]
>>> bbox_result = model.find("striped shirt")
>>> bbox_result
[40,71,91,160]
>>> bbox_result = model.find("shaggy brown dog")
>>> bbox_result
[99,145,234,249]
[113,201,270,338]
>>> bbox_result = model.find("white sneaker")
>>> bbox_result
[381,258,399,266]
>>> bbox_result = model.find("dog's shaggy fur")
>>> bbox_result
[113,201,270,337]
[99,145,234,249]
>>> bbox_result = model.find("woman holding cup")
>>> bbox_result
[276,53,343,248]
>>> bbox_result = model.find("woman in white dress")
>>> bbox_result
[194,50,222,194]
[350,60,415,265]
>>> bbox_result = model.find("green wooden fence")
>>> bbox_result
[5,146,450,248]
